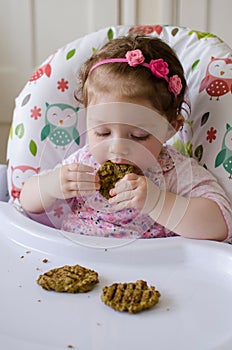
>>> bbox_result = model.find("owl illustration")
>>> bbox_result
[41,103,80,148]
[11,165,40,200]
[215,123,232,178]
[199,57,232,100]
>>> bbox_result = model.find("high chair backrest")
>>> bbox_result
[7,25,232,206]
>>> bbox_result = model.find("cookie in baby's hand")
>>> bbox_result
[97,160,134,199]
[37,264,99,293]
[101,279,160,313]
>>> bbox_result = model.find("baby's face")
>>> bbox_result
[86,95,175,169]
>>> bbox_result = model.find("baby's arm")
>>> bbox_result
[20,163,100,213]
[148,190,228,240]
[108,173,228,241]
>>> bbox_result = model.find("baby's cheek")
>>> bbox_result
[89,143,109,164]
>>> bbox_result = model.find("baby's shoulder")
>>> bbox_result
[164,145,201,168]
[158,145,187,173]
[164,145,187,162]
[165,145,215,180]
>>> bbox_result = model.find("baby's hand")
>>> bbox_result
[108,173,160,214]
[45,163,100,200]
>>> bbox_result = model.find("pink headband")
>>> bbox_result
[89,49,183,97]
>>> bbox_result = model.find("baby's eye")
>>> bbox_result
[131,134,150,141]
[95,131,111,137]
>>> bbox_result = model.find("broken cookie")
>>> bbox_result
[97,160,134,199]
[37,264,99,293]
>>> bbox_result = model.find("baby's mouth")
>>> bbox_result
[110,159,143,175]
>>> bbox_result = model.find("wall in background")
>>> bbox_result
[1,0,231,163]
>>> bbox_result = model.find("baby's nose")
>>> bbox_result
[110,138,129,156]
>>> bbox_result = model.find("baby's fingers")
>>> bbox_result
[60,163,100,198]
[67,171,99,183]
[65,180,100,193]
[108,189,134,205]
[68,163,95,173]
[110,174,139,196]
[61,163,98,182]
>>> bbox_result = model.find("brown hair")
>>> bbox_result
[76,35,187,123]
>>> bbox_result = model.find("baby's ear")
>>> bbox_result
[165,114,184,141]
[171,114,184,131]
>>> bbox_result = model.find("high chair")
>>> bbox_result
[0,25,232,350]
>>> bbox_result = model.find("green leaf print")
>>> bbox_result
[66,49,76,60]
[9,124,13,139]
[172,139,192,157]
[15,123,24,138]
[194,145,203,162]
[188,30,223,42]
[107,28,114,40]
[192,59,200,71]
[29,140,37,156]
[185,141,193,157]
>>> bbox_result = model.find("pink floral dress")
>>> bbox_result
[25,144,231,240]
[58,144,231,239]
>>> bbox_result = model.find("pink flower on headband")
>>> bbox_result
[125,49,145,67]
[149,59,169,79]
[89,51,183,97]
[168,75,183,96]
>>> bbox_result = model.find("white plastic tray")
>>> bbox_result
[0,202,232,350]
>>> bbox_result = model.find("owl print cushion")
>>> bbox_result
[7,25,232,209]
[170,33,232,202]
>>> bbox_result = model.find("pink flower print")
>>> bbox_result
[206,127,217,143]
[30,106,42,120]
[125,49,145,67]
[53,206,64,218]
[149,59,169,79]
[57,78,69,92]
[168,75,183,96]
